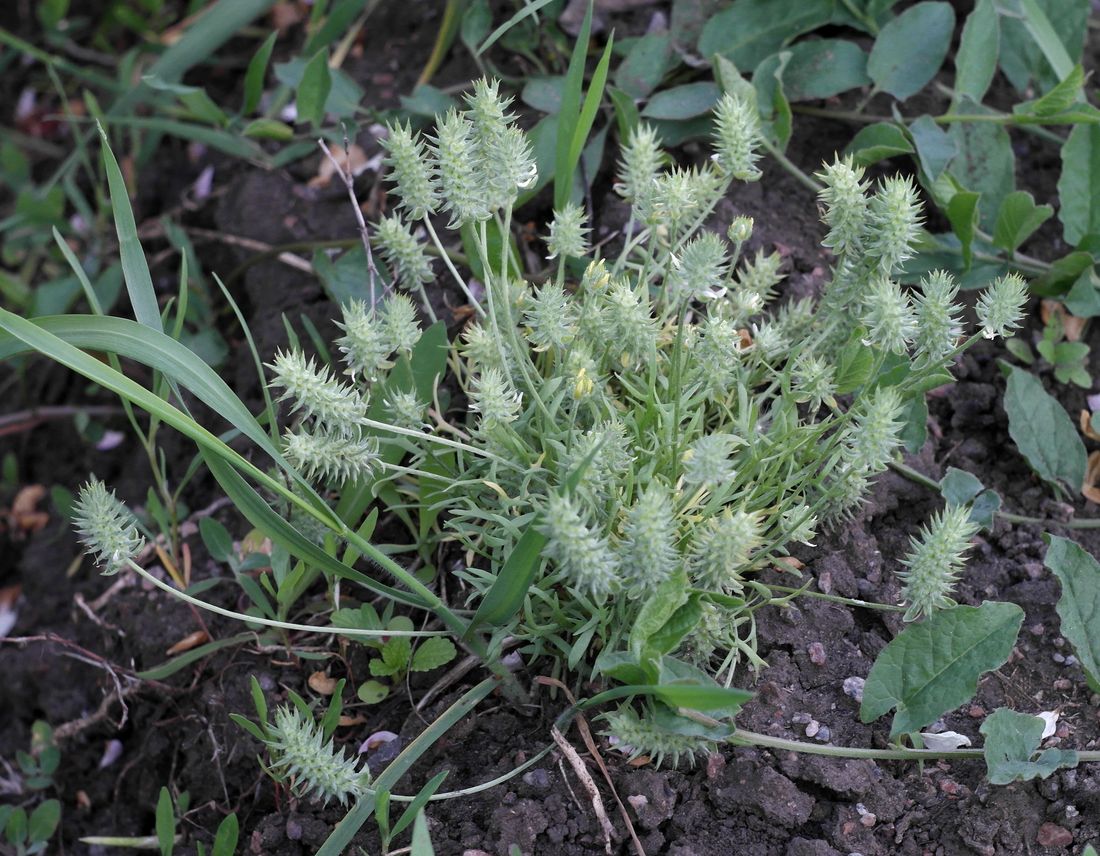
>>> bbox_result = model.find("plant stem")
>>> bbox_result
[767,584,905,612]
[760,138,822,194]
[889,460,1100,529]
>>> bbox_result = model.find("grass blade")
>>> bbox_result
[565,32,614,203]
[1016,0,1074,82]
[136,632,256,680]
[465,522,545,635]
[475,0,555,57]
[554,0,594,209]
[317,678,498,855]
[98,123,161,332]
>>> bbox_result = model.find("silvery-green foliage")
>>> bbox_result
[245,78,1027,768]
[73,480,144,576]
[263,706,369,806]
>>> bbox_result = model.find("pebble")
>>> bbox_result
[805,720,821,738]
[1029,623,1045,636]
[522,768,551,789]
[1053,653,1066,664]
[808,642,827,666]
[1066,655,1079,667]
[968,705,985,718]
[940,778,960,796]
[1053,679,1072,690]
[1036,822,1073,848]
[813,725,831,743]
[792,712,813,725]
[842,677,865,702]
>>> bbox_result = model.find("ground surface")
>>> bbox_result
[2,3,1100,855]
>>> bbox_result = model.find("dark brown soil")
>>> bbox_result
[2,3,1100,855]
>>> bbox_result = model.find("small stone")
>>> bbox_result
[792,712,813,725]
[808,642,827,666]
[860,813,876,828]
[818,570,832,594]
[968,705,986,718]
[805,720,821,738]
[1029,623,1045,636]
[813,726,831,742]
[522,768,551,789]
[940,778,959,796]
[842,677,865,702]
[1054,637,1066,648]
[1065,655,1079,667]
[1036,822,1073,848]
[1054,653,1066,664]
[1053,679,1072,690]
[286,819,302,841]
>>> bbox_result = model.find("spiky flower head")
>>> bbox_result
[263,705,369,806]
[72,479,144,576]
[523,281,577,352]
[465,79,536,208]
[381,292,421,355]
[618,482,678,593]
[668,232,730,302]
[430,108,490,227]
[866,176,922,274]
[749,320,788,362]
[268,349,367,432]
[734,250,783,307]
[727,215,754,244]
[546,202,589,260]
[460,321,510,373]
[540,493,619,600]
[781,503,817,546]
[688,507,761,592]
[898,506,979,621]
[816,156,869,258]
[976,273,1028,340]
[599,279,658,368]
[335,302,392,382]
[283,428,379,485]
[646,165,725,231]
[373,214,434,288]
[694,315,744,396]
[821,463,872,523]
[602,704,715,769]
[383,388,427,431]
[913,270,963,365]
[844,386,904,473]
[469,367,523,429]
[682,433,740,489]
[862,277,917,355]
[380,121,438,221]
[616,123,665,204]
[712,92,762,181]
[791,353,837,411]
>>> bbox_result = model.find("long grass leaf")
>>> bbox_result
[565,32,614,202]
[554,0,593,209]
[475,0,555,57]
[98,124,161,332]
[317,678,498,855]
[1017,0,1074,81]
[466,524,546,635]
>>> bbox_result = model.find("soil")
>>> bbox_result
[2,3,1100,856]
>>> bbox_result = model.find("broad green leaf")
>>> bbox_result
[460,0,492,57]
[275,58,362,120]
[1003,365,1087,494]
[398,84,458,120]
[465,522,546,634]
[908,115,956,182]
[843,122,912,166]
[1015,64,1085,119]
[751,53,792,151]
[948,103,1015,231]
[211,813,239,856]
[615,31,673,99]
[642,82,720,121]
[357,680,389,704]
[1031,251,1094,298]
[647,597,703,657]
[861,601,1024,737]
[939,467,984,506]
[521,76,565,114]
[952,0,999,105]
[993,190,1053,253]
[1058,123,1100,246]
[698,0,834,72]
[1044,536,1100,684]
[1064,272,1100,318]
[26,800,59,845]
[1015,0,1074,81]
[834,327,875,392]
[297,49,332,127]
[243,31,278,115]
[629,569,690,660]
[156,787,175,856]
[410,637,457,672]
[608,86,640,141]
[980,707,1078,785]
[199,517,234,563]
[242,118,294,141]
[774,39,869,101]
[867,2,954,100]
[999,0,1087,95]
[946,191,981,270]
